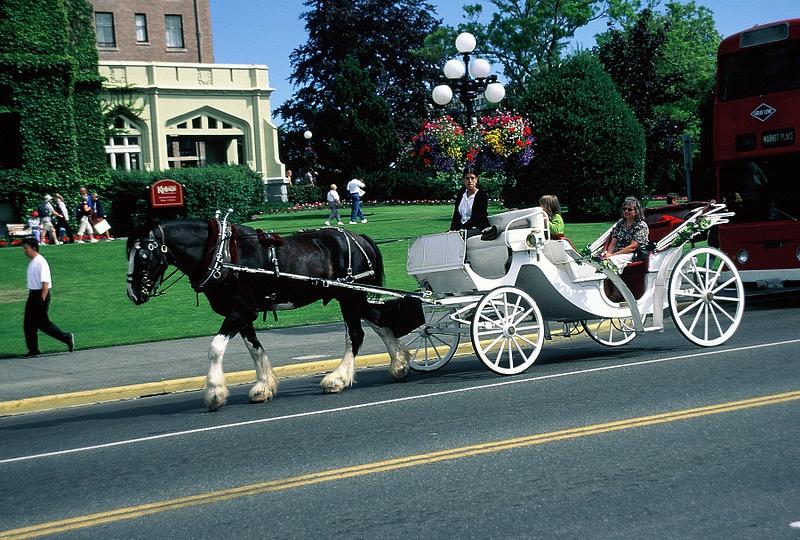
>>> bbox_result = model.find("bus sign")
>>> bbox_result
[762,128,795,148]
[750,103,776,122]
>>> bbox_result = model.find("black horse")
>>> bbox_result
[126,219,416,411]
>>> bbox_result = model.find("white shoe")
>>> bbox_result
[361,219,368,223]
[337,221,343,225]
[324,220,331,226]
[349,221,357,224]
[89,239,98,243]
[76,240,85,244]
[56,241,63,245]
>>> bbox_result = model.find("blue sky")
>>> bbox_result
[209,0,798,117]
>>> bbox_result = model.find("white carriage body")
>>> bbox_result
[407,207,683,324]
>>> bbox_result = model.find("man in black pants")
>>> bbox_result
[21,237,74,357]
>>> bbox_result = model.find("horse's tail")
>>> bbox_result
[360,233,384,287]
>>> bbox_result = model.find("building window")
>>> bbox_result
[165,15,184,48]
[95,12,115,47]
[135,14,148,43]
[105,116,142,171]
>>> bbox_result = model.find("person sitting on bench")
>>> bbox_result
[601,196,649,271]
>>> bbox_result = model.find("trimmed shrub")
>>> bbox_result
[509,52,647,220]
[106,165,264,236]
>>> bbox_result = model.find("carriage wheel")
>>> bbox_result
[581,316,641,347]
[470,286,544,375]
[668,247,744,347]
[402,304,461,371]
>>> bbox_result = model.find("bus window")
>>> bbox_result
[719,41,800,101]
[720,157,800,222]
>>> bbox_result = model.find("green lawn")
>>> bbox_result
[0,204,612,357]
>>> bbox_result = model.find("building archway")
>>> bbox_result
[165,107,249,169]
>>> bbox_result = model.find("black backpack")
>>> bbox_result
[37,201,51,218]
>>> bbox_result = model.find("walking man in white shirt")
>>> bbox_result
[22,238,74,357]
[346,178,367,224]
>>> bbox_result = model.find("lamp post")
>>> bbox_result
[432,32,505,126]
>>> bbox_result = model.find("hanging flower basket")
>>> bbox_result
[405,110,535,173]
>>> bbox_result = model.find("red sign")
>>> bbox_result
[150,179,184,208]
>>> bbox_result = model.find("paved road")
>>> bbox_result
[1,297,799,538]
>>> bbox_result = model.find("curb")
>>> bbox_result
[0,353,394,417]
[0,326,587,417]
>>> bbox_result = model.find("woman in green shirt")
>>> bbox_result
[539,194,565,236]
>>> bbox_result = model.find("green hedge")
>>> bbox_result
[106,165,264,236]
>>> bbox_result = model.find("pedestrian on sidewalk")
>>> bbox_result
[21,237,74,357]
[346,177,367,224]
[325,184,343,226]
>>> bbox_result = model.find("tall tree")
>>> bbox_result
[316,56,399,177]
[597,1,720,193]
[278,0,440,141]
[458,0,657,89]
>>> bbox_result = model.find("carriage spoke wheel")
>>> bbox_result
[582,315,644,347]
[669,247,744,347]
[471,286,544,375]
[403,304,461,371]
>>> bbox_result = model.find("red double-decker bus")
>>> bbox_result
[711,18,800,288]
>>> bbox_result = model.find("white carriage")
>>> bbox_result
[403,203,745,375]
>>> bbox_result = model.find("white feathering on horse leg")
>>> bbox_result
[205,334,231,411]
[243,336,278,403]
[321,331,356,393]
[369,323,410,381]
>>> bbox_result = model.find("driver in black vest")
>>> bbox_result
[449,167,490,237]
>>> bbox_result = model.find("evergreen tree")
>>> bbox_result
[317,56,399,178]
[278,0,440,146]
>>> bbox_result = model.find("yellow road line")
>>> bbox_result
[2,389,798,539]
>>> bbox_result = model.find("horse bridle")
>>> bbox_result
[129,226,183,298]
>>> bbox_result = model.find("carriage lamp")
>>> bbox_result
[431,32,505,126]
[736,249,749,264]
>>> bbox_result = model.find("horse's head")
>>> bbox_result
[127,228,169,305]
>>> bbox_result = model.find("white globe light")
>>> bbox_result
[432,85,453,106]
[455,32,476,53]
[484,82,506,103]
[469,58,491,79]
[303,130,312,140]
[443,59,465,80]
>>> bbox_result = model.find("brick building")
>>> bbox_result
[91,0,213,63]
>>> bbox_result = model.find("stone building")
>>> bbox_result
[89,0,288,201]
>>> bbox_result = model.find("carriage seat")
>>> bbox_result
[464,207,546,279]
[541,239,603,283]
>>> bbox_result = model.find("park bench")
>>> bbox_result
[5,223,31,240]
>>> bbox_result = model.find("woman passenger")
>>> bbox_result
[601,196,649,271]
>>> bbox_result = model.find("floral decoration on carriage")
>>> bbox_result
[405,110,536,173]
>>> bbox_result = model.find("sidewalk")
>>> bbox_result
[0,323,392,416]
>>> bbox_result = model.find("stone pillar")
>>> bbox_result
[264,177,289,203]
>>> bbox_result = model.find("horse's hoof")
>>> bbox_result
[205,387,229,411]
[249,382,276,403]
[390,363,410,381]
[320,375,346,394]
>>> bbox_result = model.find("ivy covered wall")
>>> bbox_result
[0,0,108,219]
